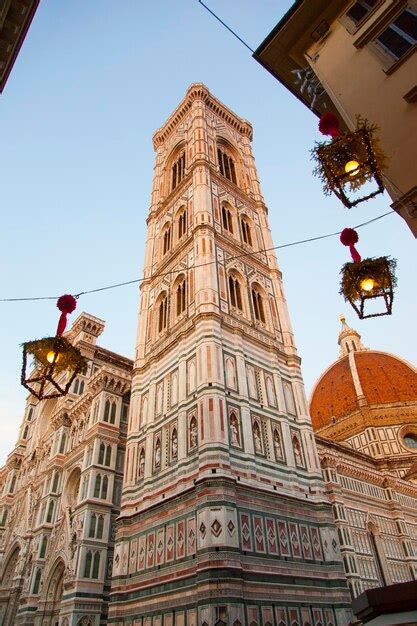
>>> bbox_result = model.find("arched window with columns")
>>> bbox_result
[176,278,186,317]
[217,146,237,185]
[221,204,233,234]
[228,273,243,312]
[171,151,186,191]
[251,284,266,323]
[162,224,172,256]
[177,207,187,240]
[240,215,252,246]
[157,292,169,333]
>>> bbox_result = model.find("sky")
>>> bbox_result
[0,0,415,465]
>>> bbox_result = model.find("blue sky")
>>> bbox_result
[1,0,415,464]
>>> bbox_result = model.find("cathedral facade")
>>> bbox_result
[310,318,417,602]
[0,314,132,626]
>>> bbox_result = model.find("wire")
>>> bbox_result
[197,0,255,53]
[0,210,394,303]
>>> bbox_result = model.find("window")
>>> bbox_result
[98,442,111,466]
[51,471,60,493]
[403,432,417,449]
[346,0,379,24]
[228,275,243,311]
[163,226,172,255]
[172,151,186,191]
[32,568,42,594]
[9,473,17,493]
[27,407,34,421]
[46,500,55,523]
[251,287,265,323]
[89,513,97,538]
[376,8,417,60]
[59,432,67,454]
[103,399,116,424]
[222,205,233,233]
[94,475,102,498]
[158,294,168,332]
[39,536,48,558]
[178,210,187,239]
[240,217,252,246]
[218,147,237,184]
[101,475,108,499]
[22,425,29,439]
[73,378,85,395]
[84,551,92,577]
[176,279,186,316]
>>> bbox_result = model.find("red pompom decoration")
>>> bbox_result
[340,228,361,263]
[56,294,77,336]
[318,112,340,138]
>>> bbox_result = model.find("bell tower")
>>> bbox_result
[110,85,351,626]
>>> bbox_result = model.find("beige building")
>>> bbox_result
[0,313,132,626]
[254,0,417,236]
[310,317,417,617]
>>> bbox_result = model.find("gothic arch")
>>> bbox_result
[0,544,20,587]
[164,140,186,195]
[250,281,269,326]
[62,466,82,508]
[216,136,242,187]
[227,268,248,316]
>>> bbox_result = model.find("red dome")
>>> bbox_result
[310,351,417,431]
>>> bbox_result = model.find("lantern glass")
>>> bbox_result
[313,124,386,208]
[21,336,87,400]
[340,257,397,320]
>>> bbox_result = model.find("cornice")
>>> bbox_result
[152,84,252,149]
[87,366,131,396]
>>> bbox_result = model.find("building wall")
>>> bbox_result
[304,0,417,232]
[0,314,132,626]
[318,439,417,601]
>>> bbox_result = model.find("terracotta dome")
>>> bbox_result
[310,349,417,431]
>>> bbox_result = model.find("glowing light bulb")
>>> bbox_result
[47,351,61,364]
[360,278,375,292]
[345,160,360,177]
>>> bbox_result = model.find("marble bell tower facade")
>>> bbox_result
[109,85,351,626]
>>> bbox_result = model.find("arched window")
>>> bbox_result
[98,443,105,465]
[163,226,172,255]
[73,379,80,394]
[222,205,233,233]
[178,209,187,239]
[39,535,48,558]
[103,399,117,424]
[33,568,42,594]
[240,216,252,246]
[172,151,186,191]
[52,471,60,493]
[92,551,100,578]
[158,294,168,333]
[46,499,55,523]
[105,445,112,466]
[22,425,29,439]
[27,407,34,421]
[217,147,237,184]
[94,475,102,498]
[228,275,243,311]
[9,473,16,493]
[97,515,104,539]
[59,432,66,454]
[251,287,265,323]
[89,514,97,538]
[176,279,186,316]
[83,550,92,577]
[101,475,108,499]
